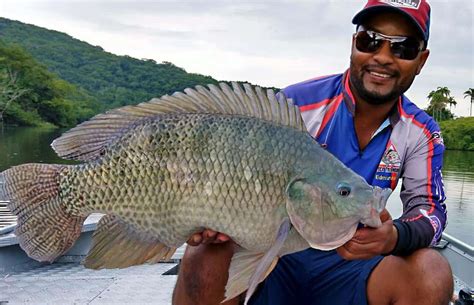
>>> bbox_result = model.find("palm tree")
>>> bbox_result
[427,86,459,121]
[447,96,457,112]
[427,90,448,121]
[436,86,451,99]
[464,88,474,116]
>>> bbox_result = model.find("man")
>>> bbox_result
[173,1,453,304]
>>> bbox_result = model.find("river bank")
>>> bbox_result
[440,117,474,151]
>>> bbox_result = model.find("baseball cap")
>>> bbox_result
[352,0,431,43]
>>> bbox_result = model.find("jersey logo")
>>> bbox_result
[431,131,444,146]
[378,143,401,171]
[374,143,401,185]
[420,209,442,245]
[379,0,421,9]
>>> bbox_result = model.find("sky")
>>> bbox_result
[0,0,472,117]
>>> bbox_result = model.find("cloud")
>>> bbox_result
[1,0,472,116]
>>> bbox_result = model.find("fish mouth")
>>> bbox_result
[373,186,392,212]
[360,186,392,228]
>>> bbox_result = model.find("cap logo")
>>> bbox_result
[379,0,421,9]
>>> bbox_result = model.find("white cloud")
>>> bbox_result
[0,0,472,116]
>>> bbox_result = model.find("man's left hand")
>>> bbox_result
[336,209,398,260]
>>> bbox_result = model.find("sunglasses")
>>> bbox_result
[355,27,424,60]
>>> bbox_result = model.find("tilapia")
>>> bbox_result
[0,82,391,303]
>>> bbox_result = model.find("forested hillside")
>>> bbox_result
[0,17,221,126]
[0,42,99,127]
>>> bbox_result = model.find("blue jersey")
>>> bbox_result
[283,71,447,254]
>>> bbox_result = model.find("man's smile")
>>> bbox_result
[362,66,399,86]
[368,71,391,79]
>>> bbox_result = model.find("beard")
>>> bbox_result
[349,61,415,106]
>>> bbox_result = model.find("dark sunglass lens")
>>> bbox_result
[356,32,381,53]
[391,38,420,60]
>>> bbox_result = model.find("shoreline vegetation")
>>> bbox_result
[0,17,472,151]
[439,118,474,151]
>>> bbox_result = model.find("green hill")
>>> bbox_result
[0,41,100,127]
[0,17,221,126]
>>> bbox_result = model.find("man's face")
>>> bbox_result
[349,12,430,105]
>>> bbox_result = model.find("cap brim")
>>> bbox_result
[352,6,426,41]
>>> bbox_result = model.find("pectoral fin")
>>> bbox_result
[223,250,272,302]
[224,218,292,305]
[84,214,177,269]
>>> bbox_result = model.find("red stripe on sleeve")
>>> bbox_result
[398,99,436,221]
[343,71,356,107]
[299,98,333,112]
[316,94,343,138]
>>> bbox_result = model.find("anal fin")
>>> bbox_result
[84,214,177,269]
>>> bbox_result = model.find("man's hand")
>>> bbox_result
[187,229,232,246]
[336,209,398,260]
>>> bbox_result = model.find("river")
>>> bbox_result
[1,126,473,245]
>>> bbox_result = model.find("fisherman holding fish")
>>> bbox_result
[175,1,454,304]
[0,0,454,304]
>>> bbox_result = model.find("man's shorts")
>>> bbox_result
[248,248,384,305]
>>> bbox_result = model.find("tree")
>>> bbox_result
[427,87,455,122]
[436,86,451,98]
[447,96,457,112]
[0,66,29,124]
[0,42,99,127]
[427,90,447,122]
[436,86,457,112]
[464,88,474,117]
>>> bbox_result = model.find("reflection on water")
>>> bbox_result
[0,126,76,171]
[442,150,474,244]
[1,127,473,245]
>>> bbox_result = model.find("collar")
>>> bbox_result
[341,69,401,127]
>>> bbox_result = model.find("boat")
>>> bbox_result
[0,202,472,304]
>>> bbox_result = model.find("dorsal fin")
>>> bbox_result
[51,82,305,161]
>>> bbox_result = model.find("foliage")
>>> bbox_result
[425,87,455,122]
[425,105,453,122]
[0,65,29,122]
[0,41,99,127]
[464,88,474,117]
[439,117,474,151]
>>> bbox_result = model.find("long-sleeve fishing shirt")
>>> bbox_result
[283,71,447,255]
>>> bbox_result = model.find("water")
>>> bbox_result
[0,126,76,168]
[0,127,473,245]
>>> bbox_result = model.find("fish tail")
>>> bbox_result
[1,163,86,262]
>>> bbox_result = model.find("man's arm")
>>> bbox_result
[391,127,447,256]
[173,231,240,305]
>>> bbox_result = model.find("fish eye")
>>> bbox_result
[336,183,351,197]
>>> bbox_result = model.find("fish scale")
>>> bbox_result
[57,115,292,250]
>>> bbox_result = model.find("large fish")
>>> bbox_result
[0,82,391,303]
